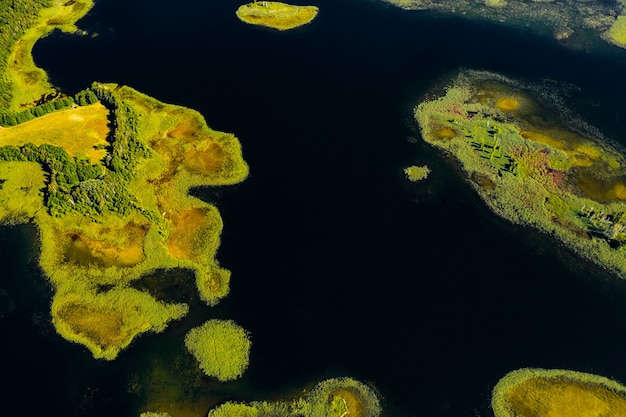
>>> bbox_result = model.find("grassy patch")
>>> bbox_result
[0,103,109,163]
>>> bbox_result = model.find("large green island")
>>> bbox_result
[0,0,248,360]
[415,70,626,277]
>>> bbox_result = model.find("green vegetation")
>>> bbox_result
[607,15,626,47]
[0,83,249,359]
[492,368,626,417]
[207,378,381,417]
[0,0,94,111]
[404,165,430,182]
[184,319,252,381]
[415,69,626,277]
[236,1,319,31]
[0,1,249,360]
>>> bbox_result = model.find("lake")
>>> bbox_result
[3,0,626,415]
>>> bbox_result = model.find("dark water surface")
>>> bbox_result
[4,0,626,416]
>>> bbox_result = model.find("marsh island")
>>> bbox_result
[415,70,626,277]
[0,0,248,360]
[236,1,319,31]
[492,368,626,417]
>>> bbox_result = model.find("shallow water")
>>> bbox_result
[4,0,626,416]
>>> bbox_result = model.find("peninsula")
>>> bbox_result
[0,0,248,360]
[492,368,626,417]
[415,70,626,277]
[236,1,319,31]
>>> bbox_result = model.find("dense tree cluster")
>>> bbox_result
[0,96,75,126]
[0,0,53,110]
[91,83,151,180]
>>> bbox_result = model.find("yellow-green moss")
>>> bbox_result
[492,368,626,417]
[607,15,626,47]
[184,319,252,381]
[236,1,319,31]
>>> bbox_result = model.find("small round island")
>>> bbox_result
[236,1,319,31]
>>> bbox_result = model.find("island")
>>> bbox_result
[404,165,430,182]
[185,319,252,381]
[415,69,626,278]
[384,0,626,50]
[236,1,319,31]
[492,368,626,417]
[0,0,249,360]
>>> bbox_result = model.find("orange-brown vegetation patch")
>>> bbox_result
[56,303,127,349]
[503,376,626,417]
[64,223,147,266]
[520,130,566,150]
[333,388,369,417]
[433,125,458,139]
[183,141,227,173]
[496,97,520,111]
[167,208,210,259]
[576,173,626,202]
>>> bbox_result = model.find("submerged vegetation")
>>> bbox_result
[0,0,249,360]
[185,319,252,381]
[236,1,319,30]
[492,368,626,417]
[415,69,626,277]
[384,0,626,50]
